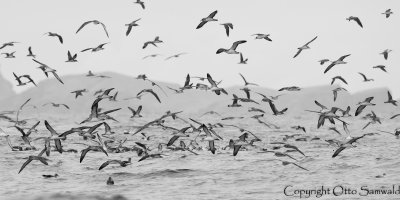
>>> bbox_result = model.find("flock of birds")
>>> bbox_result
[0,2,398,186]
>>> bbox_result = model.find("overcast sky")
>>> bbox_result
[0,0,399,98]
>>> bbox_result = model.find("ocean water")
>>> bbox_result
[1,114,400,200]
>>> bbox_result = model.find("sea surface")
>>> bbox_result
[1,113,400,200]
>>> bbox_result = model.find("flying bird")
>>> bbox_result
[99,158,131,170]
[278,86,301,91]
[143,36,163,49]
[43,102,70,110]
[346,16,363,28]
[318,59,329,65]
[66,51,77,62]
[71,89,88,99]
[13,72,37,87]
[238,53,248,64]
[293,36,318,58]
[137,89,161,103]
[220,23,233,36]
[373,65,387,73]
[382,9,393,18]
[358,72,374,82]
[331,76,348,85]
[216,40,246,54]
[0,42,18,50]
[332,134,376,158]
[27,46,36,58]
[384,91,397,106]
[196,10,218,29]
[355,97,375,116]
[268,101,288,115]
[239,73,258,86]
[125,18,141,36]
[143,54,162,59]
[44,32,63,44]
[76,20,109,38]
[128,105,143,118]
[134,0,145,9]
[324,54,351,74]
[252,34,272,41]
[81,43,108,53]
[380,49,392,60]
[2,52,16,58]
[165,53,187,60]
[32,59,64,84]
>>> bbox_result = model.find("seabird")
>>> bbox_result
[248,107,265,113]
[81,43,108,53]
[99,158,131,170]
[355,97,375,116]
[43,102,70,110]
[80,98,121,124]
[239,73,258,86]
[252,33,272,41]
[358,72,374,82]
[323,54,351,74]
[137,89,161,103]
[167,127,191,146]
[76,20,109,38]
[2,52,16,58]
[13,72,37,87]
[238,53,248,64]
[216,40,246,54]
[134,0,145,9]
[384,91,397,106]
[278,86,301,91]
[107,177,114,185]
[220,23,233,36]
[382,9,393,18]
[27,47,36,58]
[125,18,141,36]
[332,133,375,158]
[373,65,387,73]
[71,89,88,99]
[332,87,347,102]
[65,51,77,62]
[44,32,63,44]
[18,153,49,174]
[165,53,187,60]
[142,54,161,59]
[291,126,306,133]
[228,95,241,107]
[32,59,64,84]
[362,111,381,130]
[143,36,163,49]
[346,16,363,28]
[128,105,143,118]
[0,42,18,49]
[207,73,228,95]
[276,159,309,171]
[196,10,218,29]
[380,49,392,60]
[268,101,288,115]
[318,59,329,65]
[293,36,318,58]
[331,76,348,85]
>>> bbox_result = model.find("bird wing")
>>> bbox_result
[355,105,366,116]
[324,62,336,74]
[18,157,34,174]
[338,54,351,61]
[223,24,230,36]
[51,72,64,84]
[332,146,346,158]
[358,72,367,81]
[268,101,278,115]
[207,73,218,87]
[231,40,246,50]
[81,48,93,52]
[80,148,92,163]
[208,10,218,18]
[56,34,63,44]
[76,21,93,34]
[184,74,190,87]
[239,73,248,85]
[126,25,133,36]
[354,17,363,28]
[167,136,180,146]
[100,22,109,38]
[305,36,318,45]
[293,49,302,58]
[196,21,207,29]
[149,90,161,103]
[390,114,400,119]
[337,76,348,84]
[387,91,393,101]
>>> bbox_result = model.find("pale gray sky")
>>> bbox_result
[0,0,399,97]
